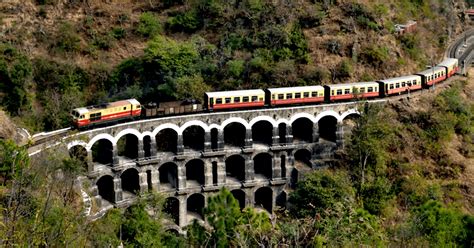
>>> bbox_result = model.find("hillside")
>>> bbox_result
[0,0,471,132]
[0,69,472,247]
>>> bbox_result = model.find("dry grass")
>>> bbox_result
[0,110,16,140]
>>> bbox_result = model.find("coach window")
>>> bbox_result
[252,96,258,102]
[225,98,231,103]
[390,84,394,90]
[243,96,249,102]
[123,107,126,110]
[234,97,241,103]
[375,87,378,91]
[295,93,301,98]
[368,87,373,92]
[286,93,293,99]
[312,92,318,97]
[395,83,400,88]
[216,98,222,104]
[401,82,406,87]
[359,87,365,93]
[413,80,417,85]
[344,89,350,94]
[336,89,342,95]
[278,94,284,100]
[303,92,309,98]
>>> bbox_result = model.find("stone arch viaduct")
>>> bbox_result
[61,102,362,229]
[25,29,474,231]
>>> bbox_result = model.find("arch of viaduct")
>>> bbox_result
[65,103,361,228]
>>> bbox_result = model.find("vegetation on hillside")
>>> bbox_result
[0,0,472,246]
[0,0,465,132]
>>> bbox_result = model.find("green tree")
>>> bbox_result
[0,45,32,115]
[411,200,473,246]
[289,169,354,218]
[205,188,242,247]
[186,188,273,247]
[0,139,29,185]
[174,75,211,101]
[346,104,394,190]
[122,203,165,247]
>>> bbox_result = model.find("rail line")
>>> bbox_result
[448,28,474,58]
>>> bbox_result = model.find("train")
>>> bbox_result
[71,58,459,129]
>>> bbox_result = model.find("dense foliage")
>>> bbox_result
[0,0,459,131]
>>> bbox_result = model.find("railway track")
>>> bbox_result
[448,28,474,58]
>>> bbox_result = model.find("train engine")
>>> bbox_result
[71,99,141,129]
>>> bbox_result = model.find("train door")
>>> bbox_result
[210,97,214,109]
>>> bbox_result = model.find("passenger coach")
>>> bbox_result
[324,82,379,102]
[438,58,459,77]
[266,86,325,106]
[204,89,265,110]
[377,75,422,96]
[416,66,446,87]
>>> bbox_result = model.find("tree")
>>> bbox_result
[346,104,394,190]
[186,188,273,247]
[0,45,32,115]
[205,188,241,247]
[411,200,473,246]
[0,139,29,185]
[289,169,354,218]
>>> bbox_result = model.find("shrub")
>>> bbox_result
[299,6,325,28]
[54,22,81,53]
[334,60,352,80]
[110,27,126,40]
[35,0,57,4]
[343,3,379,30]
[325,39,342,55]
[92,33,114,50]
[288,25,310,63]
[360,45,389,67]
[136,12,161,38]
[399,34,421,59]
[166,10,202,33]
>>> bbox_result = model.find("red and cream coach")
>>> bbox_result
[324,82,379,101]
[377,75,422,96]
[266,86,325,106]
[204,89,266,110]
